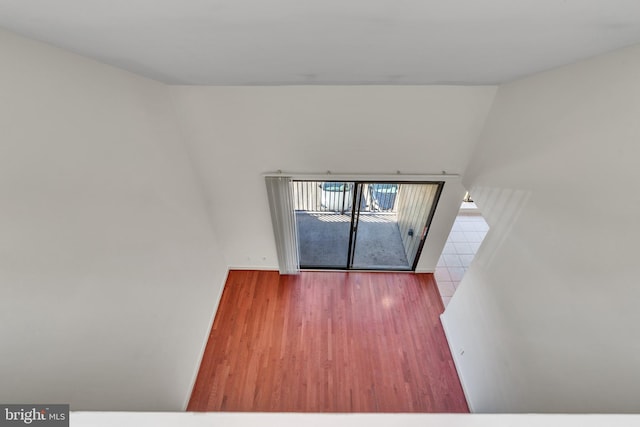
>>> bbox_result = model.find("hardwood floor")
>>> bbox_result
[188,270,468,412]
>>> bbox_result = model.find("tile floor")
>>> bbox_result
[436,212,489,308]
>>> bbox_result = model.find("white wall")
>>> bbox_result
[170,86,495,271]
[0,30,227,410]
[442,44,640,412]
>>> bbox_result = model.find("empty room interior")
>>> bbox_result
[2,1,640,425]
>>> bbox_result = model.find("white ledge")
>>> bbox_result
[69,412,640,427]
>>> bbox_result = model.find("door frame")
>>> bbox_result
[294,179,445,271]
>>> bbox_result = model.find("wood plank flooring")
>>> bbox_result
[188,270,468,412]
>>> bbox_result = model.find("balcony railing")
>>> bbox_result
[292,181,398,214]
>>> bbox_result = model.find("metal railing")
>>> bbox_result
[292,181,398,213]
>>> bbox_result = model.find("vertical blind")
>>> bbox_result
[265,176,300,274]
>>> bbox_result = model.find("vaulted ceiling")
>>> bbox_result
[1,0,640,85]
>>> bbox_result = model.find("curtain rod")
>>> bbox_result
[263,171,460,181]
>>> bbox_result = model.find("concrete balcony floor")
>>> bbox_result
[296,211,410,270]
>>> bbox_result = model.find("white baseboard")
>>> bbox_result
[183,267,230,410]
[440,312,475,413]
[227,265,279,271]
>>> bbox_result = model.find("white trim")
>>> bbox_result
[263,172,459,182]
[183,268,230,410]
[440,312,475,413]
[228,265,280,271]
[71,411,636,426]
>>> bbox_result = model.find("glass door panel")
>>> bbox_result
[294,181,353,269]
[351,183,406,269]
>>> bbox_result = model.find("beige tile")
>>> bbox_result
[459,221,477,232]
[435,267,452,282]
[443,254,462,267]
[463,231,484,243]
[472,221,489,232]
[469,242,482,252]
[459,254,475,268]
[442,242,457,254]
[447,267,466,282]
[437,281,456,297]
[449,231,467,242]
[453,242,474,254]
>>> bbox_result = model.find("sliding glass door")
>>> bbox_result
[293,180,443,271]
[292,181,354,269]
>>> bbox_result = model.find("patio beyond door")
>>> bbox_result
[293,181,442,270]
